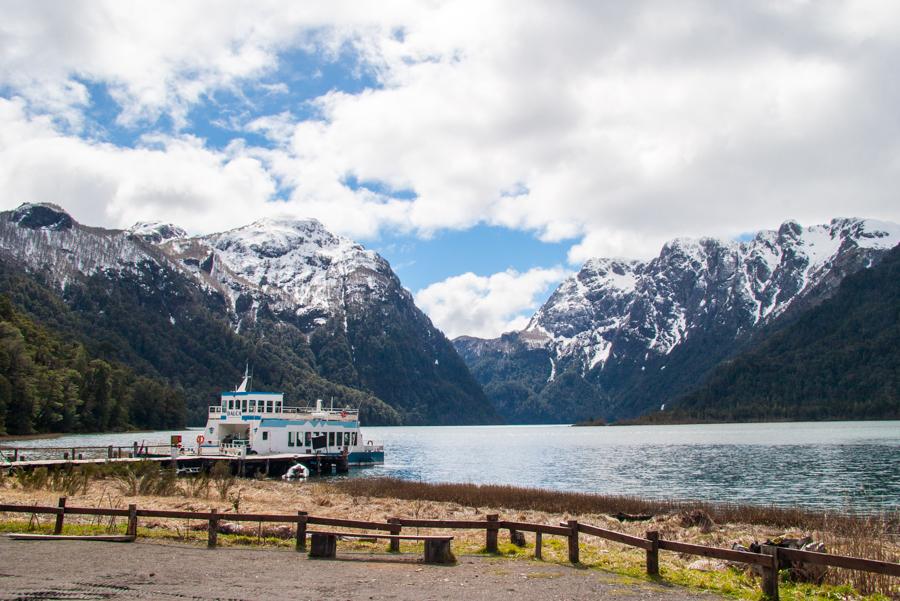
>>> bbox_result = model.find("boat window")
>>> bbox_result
[262,431,268,441]
[344,432,350,446]
[266,400,272,413]
[351,433,357,446]
[249,400,256,412]
[287,432,294,447]
[328,432,335,446]
[305,432,311,446]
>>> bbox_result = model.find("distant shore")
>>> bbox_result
[0,432,64,442]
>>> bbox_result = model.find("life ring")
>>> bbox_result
[340,410,348,418]
[196,434,205,445]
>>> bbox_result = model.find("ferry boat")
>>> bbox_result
[198,371,384,466]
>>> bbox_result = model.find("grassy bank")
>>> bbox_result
[0,466,896,599]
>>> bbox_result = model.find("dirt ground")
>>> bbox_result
[0,537,725,601]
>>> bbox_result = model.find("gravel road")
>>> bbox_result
[0,537,725,600]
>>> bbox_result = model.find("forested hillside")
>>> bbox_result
[0,258,400,428]
[655,243,900,422]
[0,294,186,435]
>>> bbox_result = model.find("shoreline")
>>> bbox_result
[0,432,64,442]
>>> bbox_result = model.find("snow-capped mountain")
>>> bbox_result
[160,217,402,332]
[0,203,496,426]
[455,218,900,422]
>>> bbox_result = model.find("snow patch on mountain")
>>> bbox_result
[129,222,187,244]
[0,204,161,287]
[160,216,400,328]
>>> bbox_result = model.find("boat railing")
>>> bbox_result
[208,405,360,419]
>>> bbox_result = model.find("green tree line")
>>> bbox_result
[0,294,186,435]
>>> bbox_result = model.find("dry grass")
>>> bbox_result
[0,473,896,598]
[333,477,896,534]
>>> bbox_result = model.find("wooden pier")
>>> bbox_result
[0,446,349,478]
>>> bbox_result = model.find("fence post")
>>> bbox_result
[295,511,307,551]
[132,442,138,458]
[535,531,543,560]
[54,497,66,535]
[760,545,780,601]
[107,445,113,460]
[645,530,659,575]
[567,520,580,564]
[127,504,138,537]
[485,514,499,553]
[208,508,219,549]
[388,518,402,552]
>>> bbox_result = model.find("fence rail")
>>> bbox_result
[1,499,896,600]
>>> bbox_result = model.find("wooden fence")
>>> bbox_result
[1,498,897,601]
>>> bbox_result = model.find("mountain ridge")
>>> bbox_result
[455,217,900,423]
[0,203,497,426]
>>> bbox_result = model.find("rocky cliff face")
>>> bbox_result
[0,203,497,425]
[456,218,900,422]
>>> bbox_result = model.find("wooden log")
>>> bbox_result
[388,518,401,552]
[126,504,138,537]
[208,508,219,549]
[760,544,780,601]
[535,531,542,560]
[485,514,499,553]
[296,511,307,552]
[308,516,395,531]
[657,540,772,566]
[502,520,572,536]
[645,530,659,576]
[309,532,337,559]
[424,538,455,564]
[576,522,654,550]
[567,520,580,564]
[8,533,135,542]
[778,547,900,577]
[398,518,496,529]
[54,497,66,535]
[66,507,131,518]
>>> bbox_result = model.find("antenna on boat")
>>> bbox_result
[236,362,251,393]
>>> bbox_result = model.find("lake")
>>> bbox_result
[4,421,898,513]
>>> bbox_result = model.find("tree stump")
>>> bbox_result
[424,539,455,564]
[309,533,337,559]
[509,529,526,547]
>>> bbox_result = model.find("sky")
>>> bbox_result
[1,1,900,339]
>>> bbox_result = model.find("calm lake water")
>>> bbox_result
[5,421,899,513]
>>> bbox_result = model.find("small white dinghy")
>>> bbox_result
[281,463,310,481]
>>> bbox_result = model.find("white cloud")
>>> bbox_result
[0,98,277,233]
[415,267,570,339]
[1,0,900,265]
